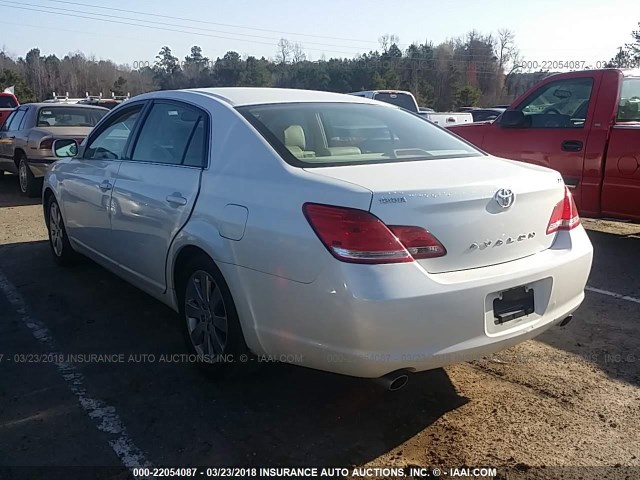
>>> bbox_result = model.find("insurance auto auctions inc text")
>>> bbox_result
[256,466,497,477]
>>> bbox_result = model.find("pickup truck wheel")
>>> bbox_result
[178,254,250,377]
[46,197,77,266]
[18,155,42,197]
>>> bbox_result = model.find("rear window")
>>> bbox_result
[372,92,417,112]
[37,107,107,127]
[238,102,481,167]
[617,78,640,122]
[0,95,17,108]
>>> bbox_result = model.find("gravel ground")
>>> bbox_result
[0,173,638,480]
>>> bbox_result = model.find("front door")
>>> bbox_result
[481,74,599,209]
[60,104,145,259]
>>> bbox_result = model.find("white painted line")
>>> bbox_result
[0,270,151,469]
[586,286,640,305]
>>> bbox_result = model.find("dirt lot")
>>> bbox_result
[0,173,638,479]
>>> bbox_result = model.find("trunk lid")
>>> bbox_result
[305,156,566,273]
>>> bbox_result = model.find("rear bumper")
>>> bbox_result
[227,226,593,378]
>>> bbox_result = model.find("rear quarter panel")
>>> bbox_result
[169,97,372,287]
[166,97,372,354]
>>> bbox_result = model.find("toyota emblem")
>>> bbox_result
[495,188,515,209]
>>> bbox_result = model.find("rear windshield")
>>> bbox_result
[617,78,640,122]
[239,102,481,167]
[0,96,17,108]
[372,92,417,112]
[37,106,107,127]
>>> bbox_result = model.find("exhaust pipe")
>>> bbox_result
[376,370,410,391]
[559,315,573,327]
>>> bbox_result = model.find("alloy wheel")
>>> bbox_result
[49,202,64,257]
[184,270,228,358]
[19,160,28,193]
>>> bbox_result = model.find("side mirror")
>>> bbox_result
[53,139,78,158]
[499,110,526,128]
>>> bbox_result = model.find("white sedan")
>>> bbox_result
[43,88,593,389]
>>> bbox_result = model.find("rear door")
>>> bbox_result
[601,76,640,220]
[481,73,600,210]
[0,110,17,172]
[109,100,207,294]
[3,107,27,159]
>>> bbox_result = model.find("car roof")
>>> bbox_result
[182,87,384,107]
[622,68,640,78]
[26,102,109,110]
[351,90,414,95]
[543,68,640,80]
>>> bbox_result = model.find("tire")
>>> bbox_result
[177,253,249,376]
[46,196,78,266]
[18,155,42,197]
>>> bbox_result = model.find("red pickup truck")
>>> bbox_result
[449,69,640,221]
[0,92,19,126]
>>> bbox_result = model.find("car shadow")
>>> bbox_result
[538,229,640,387]
[0,240,468,467]
[0,174,41,207]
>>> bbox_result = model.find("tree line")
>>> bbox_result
[608,22,640,68]
[0,23,638,110]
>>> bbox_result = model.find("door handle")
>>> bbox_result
[561,140,583,152]
[98,180,112,192]
[166,193,188,206]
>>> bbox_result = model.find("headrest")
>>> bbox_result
[284,125,306,149]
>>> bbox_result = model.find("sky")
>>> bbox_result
[0,0,638,68]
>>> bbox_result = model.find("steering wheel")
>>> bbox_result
[544,108,561,115]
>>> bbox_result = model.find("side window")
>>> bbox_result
[84,106,143,160]
[617,78,640,122]
[8,109,26,131]
[18,108,30,130]
[1,111,15,131]
[131,102,206,166]
[183,119,206,167]
[517,78,593,128]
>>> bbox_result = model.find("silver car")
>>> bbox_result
[42,88,592,388]
[0,103,108,196]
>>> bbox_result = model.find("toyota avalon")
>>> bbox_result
[43,88,593,386]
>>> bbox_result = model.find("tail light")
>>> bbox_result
[39,137,54,150]
[303,203,446,264]
[546,187,580,234]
